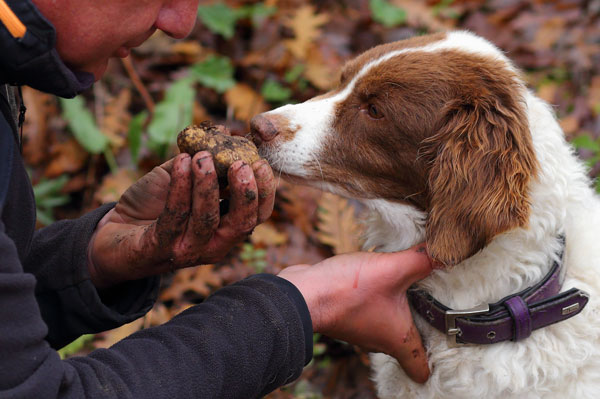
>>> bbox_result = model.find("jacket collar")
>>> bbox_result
[0,0,94,98]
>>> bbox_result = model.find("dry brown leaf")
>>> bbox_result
[101,89,131,149]
[94,318,144,349]
[160,265,223,303]
[533,17,565,50]
[559,114,579,137]
[536,83,558,104]
[251,222,289,246]
[224,83,269,122]
[22,87,55,166]
[171,41,204,58]
[588,75,600,115]
[277,180,322,237]
[44,139,89,178]
[284,6,329,60]
[94,169,140,204]
[395,0,456,31]
[316,192,363,255]
[305,47,339,91]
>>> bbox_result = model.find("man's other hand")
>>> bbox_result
[278,246,433,384]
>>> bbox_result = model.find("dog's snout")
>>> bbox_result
[250,114,279,143]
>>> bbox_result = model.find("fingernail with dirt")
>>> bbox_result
[254,160,270,181]
[237,163,251,184]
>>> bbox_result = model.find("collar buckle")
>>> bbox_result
[445,303,490,345]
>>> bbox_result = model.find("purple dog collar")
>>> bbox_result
[408,236,590,345]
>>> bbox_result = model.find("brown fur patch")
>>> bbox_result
[316,48,537,266]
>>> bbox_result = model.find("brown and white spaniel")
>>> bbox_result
[251,31,600,398]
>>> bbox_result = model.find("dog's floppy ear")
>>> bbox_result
[423,95,538,266]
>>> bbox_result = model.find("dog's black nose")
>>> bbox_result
[250,114,279,143]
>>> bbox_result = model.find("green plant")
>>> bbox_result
[57,334,94,359]
[60,97,117,173]
[190,55,236,93]
[261,78,293,103]
[571,134,600,193]
[128,111,147,165]
[239,243,268,273]
[147,77,196,158]
[33,174,70,226]
[369,0,407,27]
[198,2,277,39]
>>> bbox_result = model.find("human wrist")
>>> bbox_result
[277,264,338,333]
[87,209,117,289]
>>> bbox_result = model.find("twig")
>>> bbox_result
[121,56,155,116]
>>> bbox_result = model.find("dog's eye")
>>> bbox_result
[368,104,383,119]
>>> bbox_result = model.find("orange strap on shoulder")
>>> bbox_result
[0,0,26,39]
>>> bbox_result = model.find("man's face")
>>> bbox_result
[32,0,199,79]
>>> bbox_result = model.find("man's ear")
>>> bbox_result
[422,96,538,267]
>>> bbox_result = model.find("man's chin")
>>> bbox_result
[68,60,109,82]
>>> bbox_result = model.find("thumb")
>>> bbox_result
[382,243,434,286]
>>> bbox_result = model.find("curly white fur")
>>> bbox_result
[368,69,600,399]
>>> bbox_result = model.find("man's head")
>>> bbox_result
[32,0,199,79]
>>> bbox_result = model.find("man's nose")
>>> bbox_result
[156,0,199,39]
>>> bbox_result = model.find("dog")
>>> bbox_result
[250,31,600,398]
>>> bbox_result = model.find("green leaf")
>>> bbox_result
[60,97,109,154]
[197,2,239,39]
[36,208,55,226]
[261,79,292,102]
[148,78,195,149]
[369,0,407,27]
[58,334,94,359]
[244,3,277,27]
[33,175,69,199]
[190,55,236,93]
[128,111,147,165]
[596,179,600,194]
[33,175,70,226]
[284,64,305,83]
[571,134,600,152]
[37,195,71,209]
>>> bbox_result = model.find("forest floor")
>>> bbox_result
[26,1,600,398]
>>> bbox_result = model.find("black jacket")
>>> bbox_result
[0,1,312,397]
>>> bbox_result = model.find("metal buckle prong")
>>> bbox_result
[445,303,490,345]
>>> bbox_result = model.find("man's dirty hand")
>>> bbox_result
[88,152,276,288]
[278,246,433,384]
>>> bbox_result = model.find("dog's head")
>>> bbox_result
[251,31,538,267]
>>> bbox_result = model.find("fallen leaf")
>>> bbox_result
[277,180,322,238]
[22,87,55,166]
[284,6,329,60]
[94,318,144,349]
[224,83,269,122]
[536,83,558,104]
[588,75,600,115]
[101,89,132,149]
[533,17,565,50]
[251,222,289,246]
[94,169,140,204]
[316,192,363,255]
[305,47,339,91]
[160,265,223,303]
[171,41,204,58]
[559,114,579,137]
[44,139,89,178]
